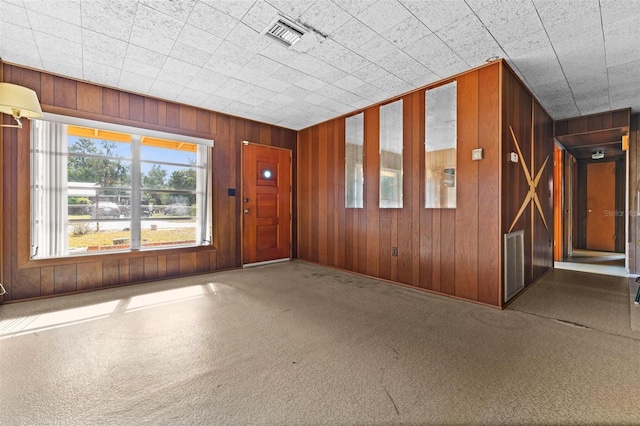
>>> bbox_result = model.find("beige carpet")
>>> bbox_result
[1,261,639,425]
[507,268,640,340]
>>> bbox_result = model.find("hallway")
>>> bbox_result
[1,262,639,425]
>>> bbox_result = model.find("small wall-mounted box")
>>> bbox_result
[471,148,483,161]
[510,152,518,163]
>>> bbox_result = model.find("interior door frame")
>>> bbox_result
[240,140,292,266]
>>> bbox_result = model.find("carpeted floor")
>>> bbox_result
[1,261,639,425]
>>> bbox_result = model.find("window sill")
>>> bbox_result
[22,244,216,269]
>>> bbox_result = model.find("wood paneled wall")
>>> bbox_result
[297,62,503,306]
[1,62,296,302]
[502,65,554,287]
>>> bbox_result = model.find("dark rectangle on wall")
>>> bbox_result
[77,82,102,114]
[54,264,77,294]
[144,98,159,125]
[130,257,144,282]
[54,77,78,110]
[129,94,145,122]
[77,261,103,291]
[103,88,120,118]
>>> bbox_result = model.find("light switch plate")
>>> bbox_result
[472,148,483,161]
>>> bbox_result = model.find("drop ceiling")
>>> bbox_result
[1,0,638,131]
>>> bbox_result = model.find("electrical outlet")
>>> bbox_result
[392,247,398,256]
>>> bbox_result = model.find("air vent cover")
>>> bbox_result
[504,230,525,302]
[264,17,305,47]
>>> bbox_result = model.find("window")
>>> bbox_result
[30,114,212,259]
[425,81,457,208]
[345,112,364,208]
[380,99,403,208]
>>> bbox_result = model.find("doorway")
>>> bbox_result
[241,142,292,266]
[553,141,627,276]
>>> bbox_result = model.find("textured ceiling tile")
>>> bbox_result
[330,0,377,16]
[502,30,551,59]
[225,22,273,54]
[200,94,234,111]
[188,1,239,38]
[176,87,212,105]
[307,37,351,63]
[1,21,37,46]
[156,57,201,86]
[295,75,329,91]
[253,76,292,92]
[34,31,82,60]
[130,4,184,54]
[568,73,609,96]
[401,0,473,32]
[264,0,316,18]
[148,79,183,100]
[177,25,224,55]
[404,33,455,72]
[82,29,128,68]
[41,58,83,80]
[169,41,212,67]
[83,59,121,87]
[270,65,307,84]
[261,42,301,65]
[287,53,328,74]
[351,62,390,84]
[303,92,330,106]
[384,15,432,49]
[140,0,196,22]
[212,41,256,67]
[358,36,398,62]
[0,47,42,70]
[23,0,80,25]
[26,10,82,43]
[608,59,640,87]
[121,57,162,79]
[311,63,349,82]
[332,50,371,74]
[300,0,352,34]
[242,0,280,33]
[379,51,432,84]
[81,1,137,42]
[199,0,254,19]
[349,82,381,100]
[187,69,228,94]
[478,12,543,44]
[331,17,377,49]
[357,0,411,33]
[282,84,313,100]
[1,1,29,27]
[333,74,367,91]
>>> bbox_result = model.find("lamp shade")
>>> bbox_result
[0,82,43,119]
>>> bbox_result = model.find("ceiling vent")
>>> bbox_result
[264,16,305,47]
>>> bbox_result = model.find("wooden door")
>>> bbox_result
[242,143,291,265]
[553,146,563,260]
[586,161,616,251]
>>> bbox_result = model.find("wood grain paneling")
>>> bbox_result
[297,63,505,306]
[1,62,296,303]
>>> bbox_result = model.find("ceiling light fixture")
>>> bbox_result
[0,82,43,128]
[592,150,605,160]
[485,55,500,62]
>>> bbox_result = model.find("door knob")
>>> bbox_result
[588,208,593,213]
[244,209,250,214]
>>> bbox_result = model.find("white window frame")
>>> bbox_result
[30,113,213,259]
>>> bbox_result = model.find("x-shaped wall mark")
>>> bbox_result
[508,125,549,233]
